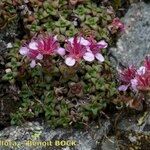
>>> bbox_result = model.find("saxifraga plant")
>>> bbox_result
[3,0,125,128]
[4,34,119,128]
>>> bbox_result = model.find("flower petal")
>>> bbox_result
[65,57,76,67]
[54,35,58,41]
[19,47,29,56]
[86,47,91,52]
[98,40,108,48]
[30,60,36,68]
[67,37,90,46]
[36,53,43,60]
[137,66,146,75]
[83,52,95,62]
[67,37,74,44]
[29,41,38,50]
[118,85,129,91]
[131,78,138,91]
[95,53,105,62]
[80,37,90,46]
[57,47,66,56]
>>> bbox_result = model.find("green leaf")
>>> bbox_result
[2,73,13,80]
[91,108,99,116]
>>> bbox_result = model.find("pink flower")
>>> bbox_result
[37,35,65,56]
[108,18,125,33]
[19,35,66,68]
[135,56,150,91]
[83,37,107,62]
[65,36,89,66]
[119,66,136,83]
[65,36,107,66]
[118,66,136,91]
[118,56,150,92]
[19,41,43,68]
[136,73,150,91]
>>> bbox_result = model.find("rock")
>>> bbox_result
[100,136,117,150]
[0,19,18,46]
[114,111,150,149]
[0,120,111,150]
[110,2,150,68]
[117,111,150,132]
[97,111,150,150]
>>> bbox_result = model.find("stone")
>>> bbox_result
[0,120,111,150]
[110,2,150,68]
[0,19,18,47]
[97,111,150,150]
[114,111,150,149]
[101,136,117,150]
[117,111,150,132]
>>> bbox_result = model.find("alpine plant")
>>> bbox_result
[118,56,150,92]
[108,17,125,34]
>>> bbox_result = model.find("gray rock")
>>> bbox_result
[101,136,118,150]
[99,112,150,150]
[0,120,111,150]
[110,2,150,67]
[115,111,150,149]
[117,111,150,133]
[0,19,18,46]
